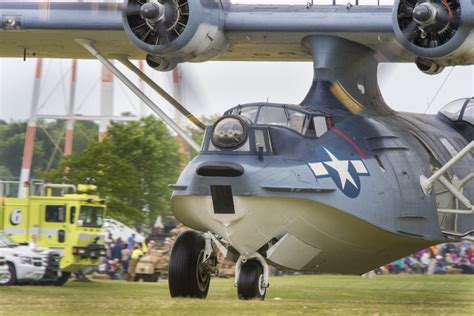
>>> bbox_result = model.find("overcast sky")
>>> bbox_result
[0,0,472,122]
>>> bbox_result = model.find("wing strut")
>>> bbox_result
[116,57,206,131]
[75,38,201,152]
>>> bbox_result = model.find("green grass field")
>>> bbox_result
[0,275,473,315]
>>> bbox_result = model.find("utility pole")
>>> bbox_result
[18,58,42,197]
[99,64,114,141]
[64,59,77,155]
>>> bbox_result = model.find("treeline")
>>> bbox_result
[0,117,188,228]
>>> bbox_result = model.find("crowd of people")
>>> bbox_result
[375,241,474,275]
[97,221,473,280]
[99,233,158,281]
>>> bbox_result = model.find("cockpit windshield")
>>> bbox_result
[226,104,329,137]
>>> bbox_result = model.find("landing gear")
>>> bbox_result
[237,259,267,300]
[168,231,216,298]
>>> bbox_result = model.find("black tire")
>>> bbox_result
[237,259,266,300]
[133,274,140,282]
[0,263,17,286]
[168,231,210,298]
[51,271,71,286]
[143,273,158,282]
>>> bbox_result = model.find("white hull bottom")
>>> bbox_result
[172,195,436,274]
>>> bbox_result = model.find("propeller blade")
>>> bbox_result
[126,4,142,16]
[157,23,170,45]
[403,20,419,42]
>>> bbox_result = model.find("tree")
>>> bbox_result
[45,116,183,228]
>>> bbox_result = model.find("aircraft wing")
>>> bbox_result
[0,1,472,66]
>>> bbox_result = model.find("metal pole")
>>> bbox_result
[138,60,147,117]
[116,56,205,131]
[75,39,200,152]
[438,175,472,210]
[421,141,474,193]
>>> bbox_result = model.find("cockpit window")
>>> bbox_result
[239,106,259,123]
[288,110,306,134]
[462,100,473,124]
[313,116,328,137]
[257,107,288,126]
[440,98,469,122]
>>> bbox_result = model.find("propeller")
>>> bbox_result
[397,0,462,49]
[125,0,189,47]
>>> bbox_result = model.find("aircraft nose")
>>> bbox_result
[196,161,244,177]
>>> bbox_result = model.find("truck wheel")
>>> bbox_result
[168,231,210,298]
[52,271,71,286]
[0,263,16,286]
[237,259,266,300]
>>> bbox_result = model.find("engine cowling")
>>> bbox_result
[123,0,229,71]
[393,0,473,66]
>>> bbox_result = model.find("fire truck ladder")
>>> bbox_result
[420,141,474,240]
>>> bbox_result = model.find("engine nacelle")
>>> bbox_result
[123,0,229,71]
[393,0,474,66]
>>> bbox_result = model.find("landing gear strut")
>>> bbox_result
[168,231,217,298]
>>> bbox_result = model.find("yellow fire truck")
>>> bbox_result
[0,182,107,283]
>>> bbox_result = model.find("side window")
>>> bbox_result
[314,116,328,137]
[253,129,273,153]
[70,206,76,224]
[45,205,66,223]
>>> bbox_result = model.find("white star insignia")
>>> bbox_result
[322,148,359,190]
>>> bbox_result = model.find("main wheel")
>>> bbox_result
[168,231,210,298]
[0,263,17,286]
[237,259,266,300]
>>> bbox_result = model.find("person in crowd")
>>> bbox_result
[121,243,130,279]
[128,244,144,281]
[420,251,431,273]
[28,235,41,252]
[111,238,123,263]
[104,233,113,258]
[107,258,121,280]
[127,233,136,252]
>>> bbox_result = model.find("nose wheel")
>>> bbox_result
[168,231,214,298]
[237,259,267,300]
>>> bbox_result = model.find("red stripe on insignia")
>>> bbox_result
[331,128,367,160]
